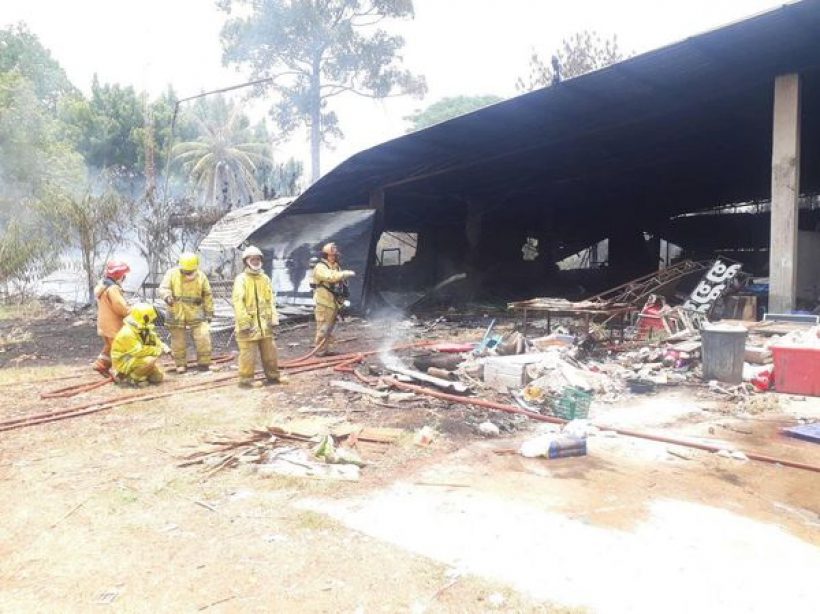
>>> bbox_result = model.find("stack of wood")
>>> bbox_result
[178,422,404,479]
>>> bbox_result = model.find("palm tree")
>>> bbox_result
[172,108,270,209]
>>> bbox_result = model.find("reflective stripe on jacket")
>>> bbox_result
[111,318,163,372]
[312,259,345,310]
[232,269,279,340]
[158,268,213,327]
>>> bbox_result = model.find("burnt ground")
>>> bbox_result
[0,304,99,368]
[1,305,819,612]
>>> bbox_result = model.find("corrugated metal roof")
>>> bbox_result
[199,198,294,252]
[285,0,820,227]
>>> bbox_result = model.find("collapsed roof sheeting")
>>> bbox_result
[286,1,820,235]
[199,198,294,252]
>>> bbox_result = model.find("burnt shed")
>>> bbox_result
[271,1,820,310]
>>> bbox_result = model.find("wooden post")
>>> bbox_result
[768,73,801,313]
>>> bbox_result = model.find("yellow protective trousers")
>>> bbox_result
[169,322,212,367]
[116,355,165,384]
[314,304,338,355]
[237,334,280,384]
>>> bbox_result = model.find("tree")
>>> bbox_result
[516,31,626,92]
[38,185,129,303]
[1,28,87,296]
[0,219,57,298]
[258,158,304,198]
[404,95,503,132]
[58,76,146,184]
[0,73,84,208]
[0,23,76,110]
[219,0,427,182]
[172,103,271,209]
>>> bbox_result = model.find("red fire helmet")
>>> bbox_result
[105,260,130,280]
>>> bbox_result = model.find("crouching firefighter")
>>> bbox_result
[232,246,287,388]
[311,242,355,356]
[111,303,169,387]
[92,259,131,376]
[159,252,214,373]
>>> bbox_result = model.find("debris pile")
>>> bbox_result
[179,422,403,481]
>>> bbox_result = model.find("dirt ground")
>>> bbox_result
[1,308,819,613]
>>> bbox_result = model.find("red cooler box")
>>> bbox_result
[771,345,820,396]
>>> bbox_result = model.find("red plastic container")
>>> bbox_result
[771,345,820,396]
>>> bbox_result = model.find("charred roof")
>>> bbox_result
[287,0,820,241]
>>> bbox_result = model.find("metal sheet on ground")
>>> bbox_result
[250,210,376,309]
[783,423,820,444]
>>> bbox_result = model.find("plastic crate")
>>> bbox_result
[552,386,592,420]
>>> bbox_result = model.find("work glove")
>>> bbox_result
[164,296,175,306]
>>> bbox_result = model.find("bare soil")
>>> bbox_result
[1,309,819,612]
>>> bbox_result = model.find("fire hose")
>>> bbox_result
[39,354,239,399]
[1,341,432,433]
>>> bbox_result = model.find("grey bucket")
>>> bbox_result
[701,324,748,384]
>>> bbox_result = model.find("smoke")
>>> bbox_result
[371,306,415,372]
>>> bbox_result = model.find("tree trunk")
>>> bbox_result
[309,57,322,184]
[83,247,94,304]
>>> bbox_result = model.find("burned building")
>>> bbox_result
[246,1,820,312]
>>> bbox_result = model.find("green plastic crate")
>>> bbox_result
[553,386,592,420]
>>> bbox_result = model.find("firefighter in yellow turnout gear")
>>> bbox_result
[232,246,287,388]
[111,303,168,386]
[159,252,214,373]
[312,242,356,356]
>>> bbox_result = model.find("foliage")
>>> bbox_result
[0,23,76,110]
[172,102,271,208]
[0,72,85,215]
[404,95,503,132]
[0,219,57,296]
[37,184,129,303]
[516,31,626,92]
[58,75,147,193]
[218,0,426,181]
[259,158,304,198]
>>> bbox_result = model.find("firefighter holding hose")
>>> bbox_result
[311,242,355,356]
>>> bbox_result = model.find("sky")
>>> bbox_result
[1,0,788,179]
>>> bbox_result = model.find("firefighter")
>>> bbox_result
[311,242,355,356]
[111,303,168,387]
[92,259,131,376]
[232,246,287,388]
[159,252,214,373]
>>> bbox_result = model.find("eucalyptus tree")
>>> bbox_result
[219,0,426,182]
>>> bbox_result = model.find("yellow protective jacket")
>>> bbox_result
[111,318,163,373]
[94,279,130,339]
[232,269,279,340]
[158,267,214,327]
[312,259,346,310]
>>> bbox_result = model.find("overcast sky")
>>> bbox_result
[1,0,787,177]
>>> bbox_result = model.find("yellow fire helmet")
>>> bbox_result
[178,252,199,272]
[130,302,158,328]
